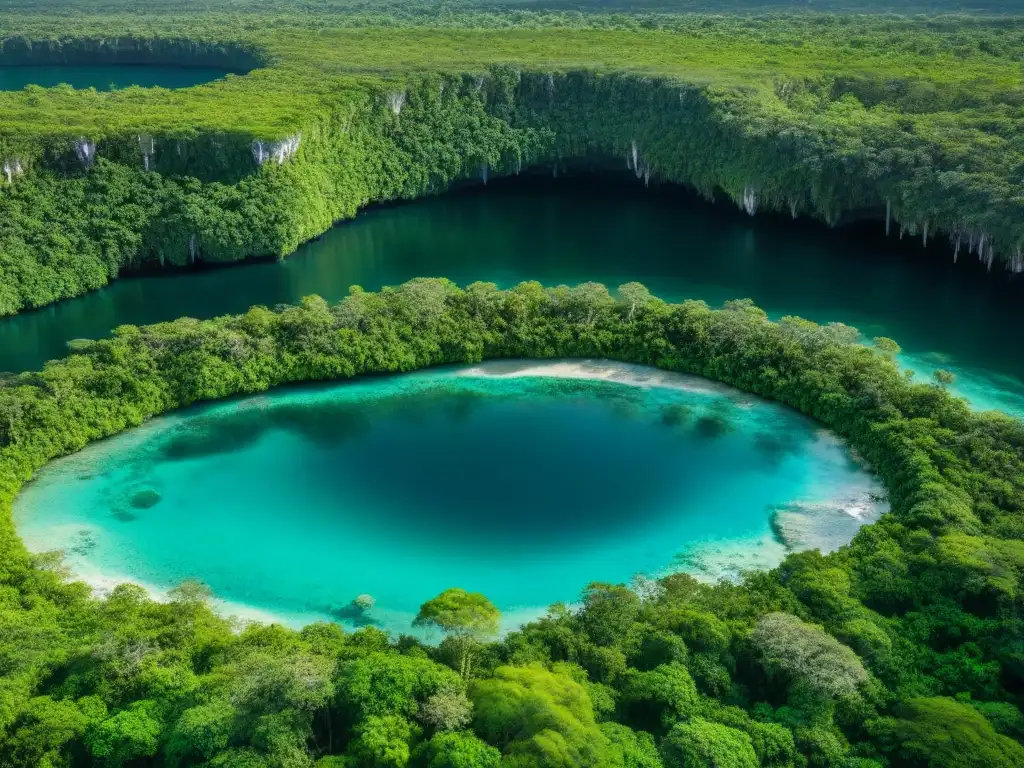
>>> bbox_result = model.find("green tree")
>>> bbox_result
[870,697,1024,768]
[600,721,664,768]
[165,700,236,765]
[751,613,869,702]
[579,583,642,647]
[620,663,700,734]
[470,665,616,767]
[660,718,758,768]
[417,686,473,732]
[0,696,92,768]
[86,701,163,766]
[335,652,461,722]
[346,715,420,768]
[414,589,500,678]
[872,337,902,356]
[415,730,501,768]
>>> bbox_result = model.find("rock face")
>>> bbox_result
[387,91,406,115]
[251,133,302,166]
[74,139,96,168]
[139,134,155,171]
[2,159,24,183]
[742,185,758,216]
[625,140,653,186]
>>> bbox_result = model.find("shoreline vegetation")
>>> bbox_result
[2,6,1024,314]
[13,358,886,635]
[1,279,1022,766]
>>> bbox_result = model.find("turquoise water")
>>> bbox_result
[14,361,885,634]
[0,65,233,91]
[2,177,1023,415]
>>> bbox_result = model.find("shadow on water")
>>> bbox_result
[691,400,738,440]
[161,400,373,460]
[659,402,694,428]
[326,602,383,629]
[157,375,658,462]
[752,430,806,465]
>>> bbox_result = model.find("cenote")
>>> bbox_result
[14,361,885,635]
[0,64,234,91]
[3,176,1024,415]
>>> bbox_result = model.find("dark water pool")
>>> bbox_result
[0,64,233,91]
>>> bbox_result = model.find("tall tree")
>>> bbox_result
[414,589,500,678]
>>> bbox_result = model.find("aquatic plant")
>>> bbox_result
[0,279,1021,765]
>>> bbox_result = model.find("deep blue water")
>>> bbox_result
[13,362,885,634]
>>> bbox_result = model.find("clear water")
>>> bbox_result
[13,361,884,634]
[2,176,1023,415]
[0,65,233,91]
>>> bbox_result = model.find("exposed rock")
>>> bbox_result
[742,185,758,216]
[386,90,406,115]
[139,134,155,171]
[2,158,24,184]
[251,133,301,167]
[74,138,96,169]
[1011,248,1024,274]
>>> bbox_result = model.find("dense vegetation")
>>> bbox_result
[0,279,1022,767]
[2,5,1024,315]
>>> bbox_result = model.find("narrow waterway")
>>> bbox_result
[0,64,234,91]
[3,175,1022,413]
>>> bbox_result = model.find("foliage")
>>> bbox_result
[414,730,500,768]
[750,612,869,702]
[469,664,620,766]
[347,714,420,767]
[868,697,1024,767]
[0,279,1022,765]
[660,718,758,768]
[414,589,501,678]
[417,688,474,733]
[1,5,1024,314]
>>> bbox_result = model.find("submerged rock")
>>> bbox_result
[327,595,380,627]
[69,529,97,556]
[770,493,886,555]
[694,412,733,439]
[354,594,376,611]
[130,489,162,510]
